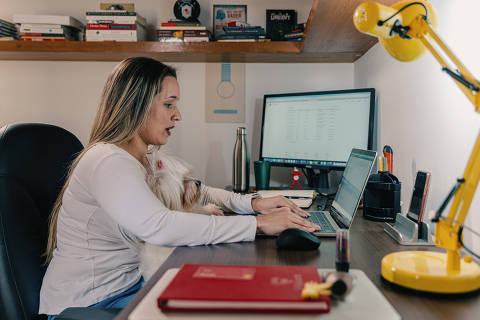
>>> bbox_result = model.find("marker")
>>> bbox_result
[383,145,393,174]
[336,229,350,272]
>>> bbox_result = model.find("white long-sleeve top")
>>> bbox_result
[39,143,257,315]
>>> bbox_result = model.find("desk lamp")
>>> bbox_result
[353,0,480,293]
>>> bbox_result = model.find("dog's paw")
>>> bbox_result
[201,204,224,216]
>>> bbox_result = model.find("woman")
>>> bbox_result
[40,57,319,318]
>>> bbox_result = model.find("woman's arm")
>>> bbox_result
[200,185,310,217]
[89,154,256,246]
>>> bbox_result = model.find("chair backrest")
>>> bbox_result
[0,123,83,319]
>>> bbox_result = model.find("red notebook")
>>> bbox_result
[157,264,330,313]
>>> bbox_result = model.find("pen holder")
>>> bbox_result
[363,171,401,222]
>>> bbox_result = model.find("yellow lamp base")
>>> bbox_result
[382,251,480,293]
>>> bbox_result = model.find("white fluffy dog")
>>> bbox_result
[145,149,223,216]
[139,149,224,279]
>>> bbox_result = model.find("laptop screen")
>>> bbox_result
[331,149,377,227]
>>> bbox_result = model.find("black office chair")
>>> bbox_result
[0,123,84,319]
[0,123,121,320]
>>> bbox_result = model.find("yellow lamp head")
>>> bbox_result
[353,1,438,62]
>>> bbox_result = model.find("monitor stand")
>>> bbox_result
[305,168,337,196]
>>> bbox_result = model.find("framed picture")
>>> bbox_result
[213,4,247,40]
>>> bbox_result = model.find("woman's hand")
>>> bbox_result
[255,207,320,235]
[251,195,310,217]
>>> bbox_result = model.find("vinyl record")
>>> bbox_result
[173,0,201,22]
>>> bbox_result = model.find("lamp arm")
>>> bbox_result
[410,15,480,270]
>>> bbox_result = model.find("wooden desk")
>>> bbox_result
[116,210,480,320]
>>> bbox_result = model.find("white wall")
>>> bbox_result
[0,61,353,186]
[354,0,480,251]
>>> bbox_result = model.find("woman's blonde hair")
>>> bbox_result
[44,57,176,263]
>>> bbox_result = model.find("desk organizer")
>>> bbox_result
[384,213,435,245]
[363,171,401,222]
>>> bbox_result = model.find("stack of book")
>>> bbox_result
[85,9,147,41]
[12,14,84,42]
[156,20,211,42]
[0,19,18,40]
[216,25,267,42]
[284,23,305,41]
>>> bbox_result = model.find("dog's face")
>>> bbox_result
[145,149,200,211]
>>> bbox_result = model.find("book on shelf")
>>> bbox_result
[20,32,65,38]
[19,23,61,29]
[161,21,202,27]
[0,24,17,33]
[17,23,82,41]
[86,30,144,41]
[157,29,210,43]
[20,27,80,40]
[157,25,206,31]
[86,11,137,16]
[158,37,209,43]
[20,26,62,33]
[87,23,136,30]
[85,35,137,42]
[157,30,209,36]
[266,9,297,41]
[12,14,84,31]
[0,29,17,37]
[86,12,146,26]
[222,26,265,36]
[157,264,330,312]
[217,38,257,42]
[87,29,137,35]
[216,34,266,42]
[20,37,66,42]
[0,18,16,28]
[86,21,146,41]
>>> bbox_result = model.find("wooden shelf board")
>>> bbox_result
[0,41,306,62]
[0,0,399,63]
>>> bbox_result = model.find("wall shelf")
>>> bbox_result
[0,40,303,62]
[0,0,397,63]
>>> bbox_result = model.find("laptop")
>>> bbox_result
[307,148,377,236]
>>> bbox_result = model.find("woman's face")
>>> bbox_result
[140,76,181,146]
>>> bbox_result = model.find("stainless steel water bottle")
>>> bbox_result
[233,127,249,192]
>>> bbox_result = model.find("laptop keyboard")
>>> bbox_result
[306,211,336,233]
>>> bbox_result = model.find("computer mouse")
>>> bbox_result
[276,228,321,250]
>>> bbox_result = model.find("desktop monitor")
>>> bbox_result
[259,88,375,190]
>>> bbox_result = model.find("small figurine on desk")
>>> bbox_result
[290,167,304,189]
